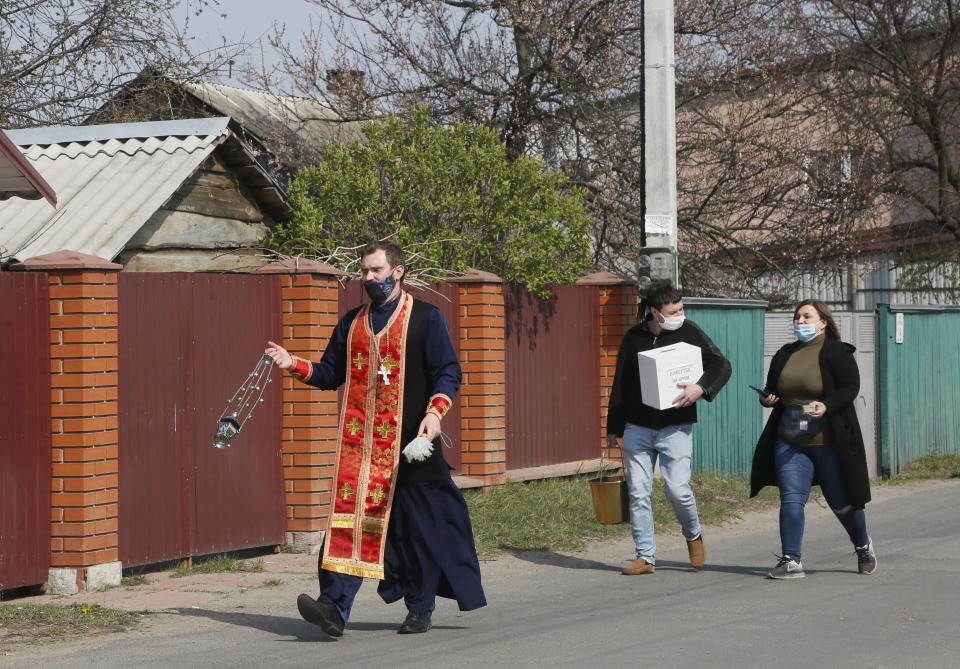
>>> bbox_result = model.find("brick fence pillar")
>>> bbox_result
[15,251,122,594]
[255,259,344,553]
[449,270,506,490]
[579,272,638,468]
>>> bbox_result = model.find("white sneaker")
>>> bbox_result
[767,555,805,579]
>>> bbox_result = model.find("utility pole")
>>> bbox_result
[637,0,679,290]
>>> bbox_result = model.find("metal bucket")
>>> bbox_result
[588,473,629,524]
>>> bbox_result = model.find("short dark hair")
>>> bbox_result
[645,281,682,310]
[793,299,841,340]
[359,240,405,272]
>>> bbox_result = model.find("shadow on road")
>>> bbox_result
[347,620,469,633]
[169,607,471,640]
[655,560,855,577]
[501,551,775,577]
[170,607,339,642]
[653,559,768,576]
[502,548,622,572]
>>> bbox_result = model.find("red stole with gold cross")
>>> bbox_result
[321,292,413,579]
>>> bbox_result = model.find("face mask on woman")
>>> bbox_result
[794,323,819,342]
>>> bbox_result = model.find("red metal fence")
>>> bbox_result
[0,272,51,589]
[337,281,463,471]
[504,285,600,469]
[117,274,286,566]
[4,269,617,585]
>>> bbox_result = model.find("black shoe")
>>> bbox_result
[855,539,878,575]
[297,593,344,637]
[397,610,432,634]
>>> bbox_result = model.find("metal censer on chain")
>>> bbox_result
[213,353,275,448]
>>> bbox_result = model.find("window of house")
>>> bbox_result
[805,149,872,202]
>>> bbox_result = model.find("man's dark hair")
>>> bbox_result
[359,240,405,273]
[645,281,682,311]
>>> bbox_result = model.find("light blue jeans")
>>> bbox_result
[621,422,701,563]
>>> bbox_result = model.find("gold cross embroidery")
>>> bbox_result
[346,416,363,437]
[352,352,366,370]
[369,484,385,505]
[375,421,394,439]
[338,481,355,501]
[381,354,397,373]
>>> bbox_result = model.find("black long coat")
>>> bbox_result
[749,337,872,508]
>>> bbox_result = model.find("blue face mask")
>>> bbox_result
[794,323,819,342]
[364,275,396,305]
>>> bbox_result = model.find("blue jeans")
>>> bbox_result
[621,423,701,563]
[773,438,869,559]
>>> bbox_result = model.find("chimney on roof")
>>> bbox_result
[326,69,369,118]
[326,69,366,97]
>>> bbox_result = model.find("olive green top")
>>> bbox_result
[777,333,832,447]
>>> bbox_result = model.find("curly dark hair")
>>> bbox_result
[645,281,683,310]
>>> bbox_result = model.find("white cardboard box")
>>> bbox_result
[637,342,704,410]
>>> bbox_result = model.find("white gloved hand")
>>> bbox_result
[402,436,434,463]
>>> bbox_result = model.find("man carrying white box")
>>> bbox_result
[606,282,731,575]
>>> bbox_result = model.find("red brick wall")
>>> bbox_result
[256,261,344,545]
[594,277,639,465]
[21,253,122,569]
[455,276,507,489]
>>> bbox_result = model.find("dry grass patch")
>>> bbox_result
[0,603,141,648]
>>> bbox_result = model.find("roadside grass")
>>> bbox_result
[465,472,781,558]
[881,453,960,483]
[169,555,263,579]
[466,476,629,558]
[466,453,959,558]
[1,556,264,648]
[0,603,141,646]
[690,472,781,526]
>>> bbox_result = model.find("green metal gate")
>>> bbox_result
[684,298,767,476]
[876,304,960,475]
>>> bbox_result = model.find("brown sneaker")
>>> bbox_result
[687,535,706,568]
[621,557,655,575]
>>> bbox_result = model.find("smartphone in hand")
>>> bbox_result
[748,384,766,395]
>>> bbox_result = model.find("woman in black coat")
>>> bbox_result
[750,300,877,579]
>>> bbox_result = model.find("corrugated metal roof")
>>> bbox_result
[0,118,231,264]
[0,128,56,205]
[186,82,366,166]
[4,117,232,147]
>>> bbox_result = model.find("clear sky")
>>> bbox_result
[180,0,320,68]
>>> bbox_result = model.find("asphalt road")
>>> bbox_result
[5,479,959,669]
